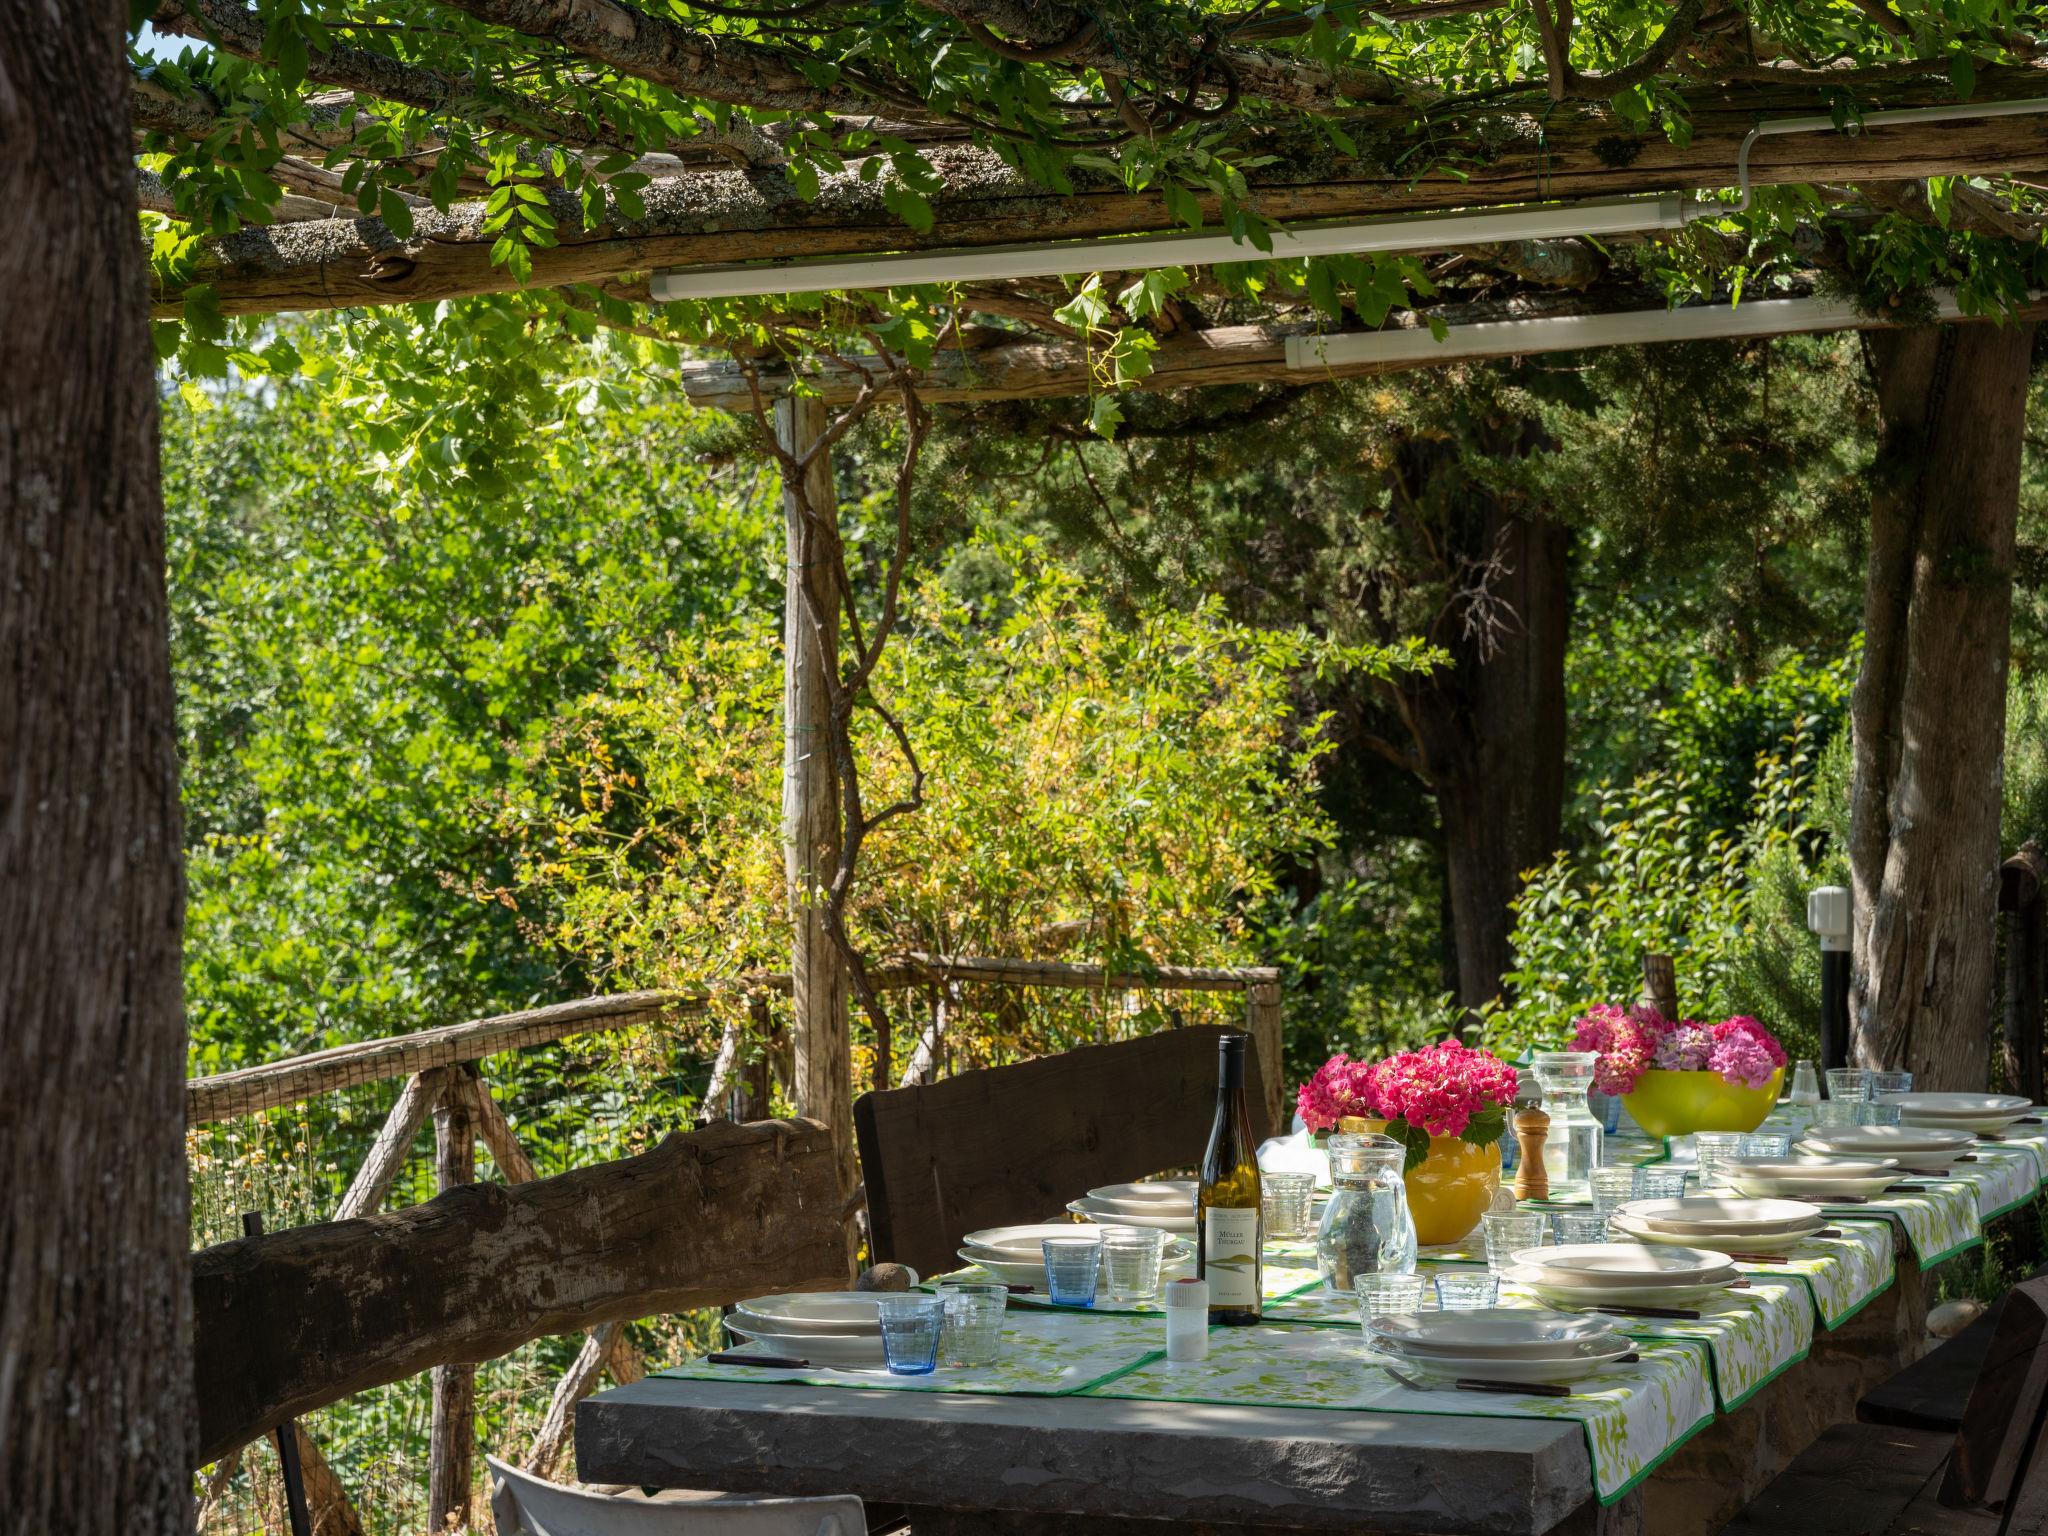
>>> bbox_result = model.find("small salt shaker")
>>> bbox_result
[1164,1277,1210,1362]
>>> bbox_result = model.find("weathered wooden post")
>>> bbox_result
[2001,843,2047,1105]
[774,397,855,1199]
[1245,978,1287,1137]
[428,1067,479,1532]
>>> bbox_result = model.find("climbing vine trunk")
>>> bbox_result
[1383,419,1570,1011]
[775,397,855,1199]
[1851,322,2034,1088]
[0,9,194,1534]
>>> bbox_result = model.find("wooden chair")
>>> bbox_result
[486,1455,865,1536]
[854,1024,1267,1279]
[1720,1275,2048,1535]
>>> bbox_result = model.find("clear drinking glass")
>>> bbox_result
[1481,1211,1546,1276]
[1826,1068,1871,1102]
[1589,1167,1637,1216]
[1814,1100,1861,1128]
[1632,1167,1689,1201]
[1789,1060,1822,1106]
[1857,1103,1902,1126]
[1739,1132,1792,1160]
[935,1283,1007,1367]
[1101,1230,1168,1302]
[1261,1172,1317,1239]
[1551,1211,1610,1245]
[1042,1237,1102,1307]
[1694,1132,1745,1191]
[1867,1070,1914,1098]
[1435,1273,1499,1310]
[1355,1272,1426,1318]
[1531,1051,1604,1198]
[878,1296,944,1375]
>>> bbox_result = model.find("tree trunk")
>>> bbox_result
[1385,424,1570,1012]
[1851,322,2034,1088]
[0,12,193,1536]
[776,398,855,1194]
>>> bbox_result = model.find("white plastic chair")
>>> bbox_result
[486,1455,865,1536]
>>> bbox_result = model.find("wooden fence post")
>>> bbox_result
[2002,843,2047,1104]
[428,1067,479,1533]
[1246,981,1286,1138]
[1640,953,1679,1020]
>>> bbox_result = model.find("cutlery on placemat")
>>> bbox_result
[1820,1193,1871,1204]
[2020,1117,2043,1125]
[1381,1365,1574,1399]
[707,1351,811,1368]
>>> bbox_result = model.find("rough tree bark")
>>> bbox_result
[0,10,194,1536]
[776,398,856,1199]
[1380,420,1570,1011]
[1851,321,2035,1087]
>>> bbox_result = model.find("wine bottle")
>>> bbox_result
[1197,1031,1263,1325]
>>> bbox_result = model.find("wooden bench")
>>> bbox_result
[1721,1275,2048,1535]
[853,1026,1266,1279]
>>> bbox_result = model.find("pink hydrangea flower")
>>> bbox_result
[1708,1016,1788,1088]
[1653,1022,1713,1073]
[1295,1041,1517,1142]
[1569,1004,1666,1095]
[1569,1004,1788,1093]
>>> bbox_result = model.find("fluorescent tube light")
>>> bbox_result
[1284,292,1971,370]
[649,193,1692,302]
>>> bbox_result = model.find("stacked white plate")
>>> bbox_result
[1067,1195,1196,1234]
[956,1222,1193,1285]
[1504,1241,1740,1307]
[725,1292,887,1367]
[1878,1091,2037,1136]
[1797,1123,1975,1172]
[1084,1180,1197,1215]
[1364,1307,1636,1385]
[1722,1155,1899,1200]
[1610,1194,1825,1254]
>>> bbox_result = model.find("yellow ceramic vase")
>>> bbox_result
[1621,1067,1785,1139]
[1340,1116,1501,1246]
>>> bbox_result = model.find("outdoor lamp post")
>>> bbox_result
[1808,886,1852,1071]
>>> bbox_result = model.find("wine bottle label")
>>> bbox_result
[1202,1208,1261,1309]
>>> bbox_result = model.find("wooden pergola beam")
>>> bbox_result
[152,72,2048,318]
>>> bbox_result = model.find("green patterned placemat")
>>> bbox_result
[1815,1180,1978,1265]
[1731,1220,1893,1328]
[1081,1321,1716,1504]
[658,1308,1165,1397]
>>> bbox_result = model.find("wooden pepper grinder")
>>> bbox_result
[1513,1108,1552,1202]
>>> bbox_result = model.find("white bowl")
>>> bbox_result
[1619,1196,1821,1235]
[723,1323,887,1367]
[1374,1336,1637,1384]
[1067,1198,1196,1232]
[1366,1308,1614,1357]
[960,1223,1099,1255]
[1726,1155,1898,1180]
[1610,1212,1821,1253]
[1512,1241,1734,1287]
[1881,1092,2030,1116]
[1800,1125,1974,1155]
[1726,1169,1899,1200]
[732,1293,886,1334]
[1508,1268,1740,1307]
[1088,1180,1197,1207]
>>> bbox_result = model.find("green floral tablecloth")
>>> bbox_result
[656,1308,1166,1396]
[1727,1220,1894,1328]
[1084,1321,1716,1503]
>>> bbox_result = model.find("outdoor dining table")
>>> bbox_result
[575,1114,2048,1536]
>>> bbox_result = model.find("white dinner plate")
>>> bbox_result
[1609,1212,1822,1252]
[1880,1092,2030,1116]
[1897,1111,2033,1134]
[1088,1181,1197,1207]
[1796,1140,1962,1173]
[1373,1336,1637,1384]
[1799,1125,1975,1156]
[955,1248,1193,1287]
[1726,1155,1898,1180]
[961,1223,1099,1256]
[1508,1269,1739,1308]
[1067,1198,1196,1232]
[1366,1308,1613,1357]
[1619,1196,1821,1235]
[1726,1169,1898,1200]
[724,1323,888,1367]
[1512,1241,1734,1286]
[734,1293,886,1333]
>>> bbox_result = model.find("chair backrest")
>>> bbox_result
[486,1455,864,1536]
[1941,1275,2048,1520]
[854,1025,1266,1277]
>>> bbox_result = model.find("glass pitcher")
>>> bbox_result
[1530,1050,1603,1198]
[1315,1132,1418,1295]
